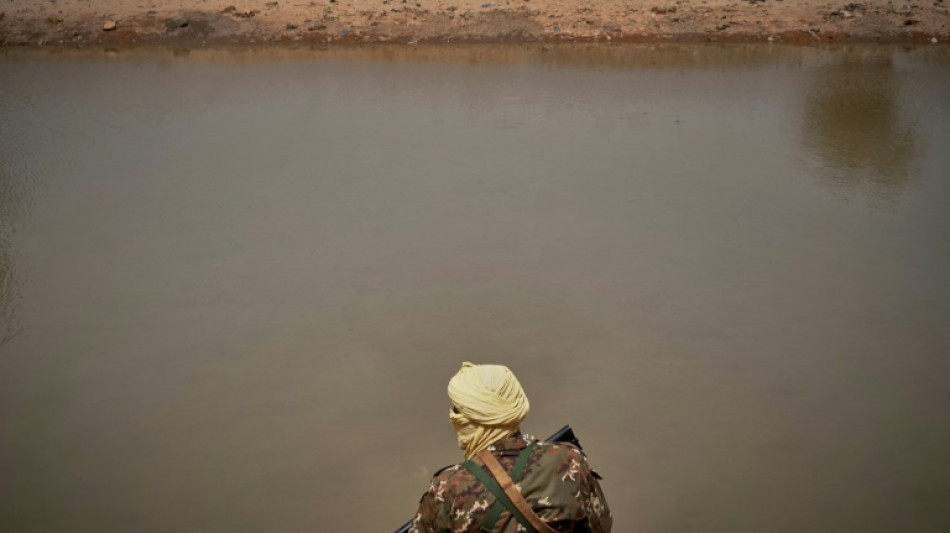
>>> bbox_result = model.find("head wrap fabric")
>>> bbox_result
[448,362,530,459]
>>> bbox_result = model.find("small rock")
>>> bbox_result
[266,2,279,7]
[167,17,188,29]
[480,3,490,7]
[286,23,298,29]
[309,24,327,30]
[932,37,939,43]
[222,5,237,13]
[103,20,117,31]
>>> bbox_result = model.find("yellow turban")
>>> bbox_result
[448,362,530,459]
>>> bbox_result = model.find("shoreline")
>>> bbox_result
[1,1,948,47]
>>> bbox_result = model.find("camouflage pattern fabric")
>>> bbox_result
[410,433,612,533]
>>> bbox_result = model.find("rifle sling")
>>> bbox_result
[461,459,536,533]
[482,442,537,532]
[477,450,559,533]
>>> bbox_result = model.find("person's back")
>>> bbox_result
[409,363,612,533]
[411,432,611,532]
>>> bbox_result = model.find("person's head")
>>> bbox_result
[447,362,530,459]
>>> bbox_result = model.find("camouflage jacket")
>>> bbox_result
[409,433,612,533]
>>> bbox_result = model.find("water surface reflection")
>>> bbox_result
[803,49,921,204]
[0,115,38,345]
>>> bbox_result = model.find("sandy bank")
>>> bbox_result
[1,0,948,46]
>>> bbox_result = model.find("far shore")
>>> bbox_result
[1,0,948,47]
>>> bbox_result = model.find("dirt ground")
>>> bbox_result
[0,0,948,46]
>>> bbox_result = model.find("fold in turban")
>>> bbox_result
[448,362,530,459]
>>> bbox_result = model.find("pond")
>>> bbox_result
[1,44,948,532]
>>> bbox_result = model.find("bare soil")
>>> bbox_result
[1,0,948,46]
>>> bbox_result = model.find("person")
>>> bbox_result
[410,362,612,533]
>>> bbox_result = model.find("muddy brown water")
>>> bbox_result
[1,44,949,533]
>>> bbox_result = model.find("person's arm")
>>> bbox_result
[409,471,456,533]
[578,460,612,533]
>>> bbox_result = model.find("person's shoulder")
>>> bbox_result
[431,463,464,483]
[533,439,587,463]
[427,462,476,493]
